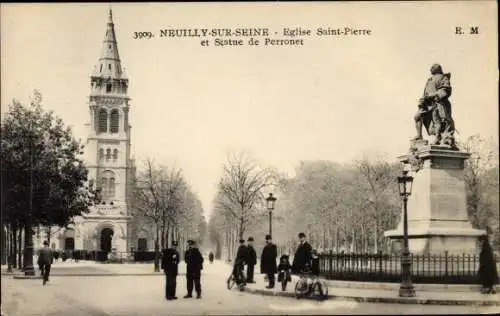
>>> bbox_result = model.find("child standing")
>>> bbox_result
[277,254,292,291]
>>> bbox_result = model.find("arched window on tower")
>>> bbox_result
[98,109,108,133]
[100,171,116,200]
[109,177,116,197]
[110,109,119,133]
[100,177,107,199]
[106,148,111,160]
[113,149,118,160]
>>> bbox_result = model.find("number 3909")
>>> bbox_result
[133,32,154,39]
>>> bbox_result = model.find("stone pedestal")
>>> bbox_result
[384,143,486,254]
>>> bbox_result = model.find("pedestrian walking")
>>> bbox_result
[161,241,180,300]
[260,234,277,289]
[208,251,214,264]
[478,235,498,294]
[246,237,257,283]
[37,240,54,286]
[292,232,312,274]
[184,240,204,299]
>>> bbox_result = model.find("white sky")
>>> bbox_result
[1,2,498,219]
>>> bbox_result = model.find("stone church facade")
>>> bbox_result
[34,10,155,254]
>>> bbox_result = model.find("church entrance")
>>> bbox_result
[100,228,113,253]
[137,238,147,251]
[64,238,75,251]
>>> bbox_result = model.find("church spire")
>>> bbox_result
[93,8,123,79]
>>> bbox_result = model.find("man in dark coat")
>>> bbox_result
[246,237,257,283]
[260,234,277,289]
[37,240,54,286]
[161,241,180,300]
[184,240,204,299]
[236,239,247,264]
[479,235,498,294]
[292,232,313,274]
[232,238,247,279]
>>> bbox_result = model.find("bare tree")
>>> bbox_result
[460,135,499,245]
[355,155,399,253]
[218,152,275,240]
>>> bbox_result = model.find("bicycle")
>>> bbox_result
[227,264,246,291]
[294,268,329,300]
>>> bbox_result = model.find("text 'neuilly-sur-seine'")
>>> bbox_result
[132,27,373,47]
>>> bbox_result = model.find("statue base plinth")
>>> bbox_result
[384,143,486,255]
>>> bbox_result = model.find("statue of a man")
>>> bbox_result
[413,63,457,149]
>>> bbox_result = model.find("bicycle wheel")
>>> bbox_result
[294,278,309,298]
[227,275,235,290]
[312,280,329,300]
[238,282,246,291]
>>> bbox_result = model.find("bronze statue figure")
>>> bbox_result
[413,64,457,149]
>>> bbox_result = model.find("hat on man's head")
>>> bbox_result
[247,237,254,242]
[187,239,195,245]
[265,234,272,240]
[239,239,245,243]
[43,240,49,246]
[298,232,306,238]
[172,241,178,246]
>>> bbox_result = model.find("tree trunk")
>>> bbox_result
[161,220,165,249]
[46,227,52,245]
[373,219,378,253]
[335,227,339,253]
[165,222,170,247]
[12,225,17,268]
[238,215,244,240]
[153,221,160,272]
[17,227,23,269]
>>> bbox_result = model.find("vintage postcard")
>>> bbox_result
[1,1,498,315]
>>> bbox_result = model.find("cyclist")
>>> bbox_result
[232,258,246,287]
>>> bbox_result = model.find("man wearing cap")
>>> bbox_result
[260,234,277,289]
[246,237,257,283]
[292,232,313,274]
[161,241,180,300]
[184,239,204,299]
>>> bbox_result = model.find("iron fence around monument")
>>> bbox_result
[318,251,499,284]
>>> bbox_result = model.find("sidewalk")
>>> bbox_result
[3,260,230,278]
[215,261,500,306]
[242,274,500,306]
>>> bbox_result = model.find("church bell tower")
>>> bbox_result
[83,9,133,253]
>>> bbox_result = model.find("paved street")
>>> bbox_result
[2,261,499,316]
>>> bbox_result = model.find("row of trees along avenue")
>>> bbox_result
[131,159,206,271]
[1,91,93,270]
[208,152,279,260]
[209,141,499,259]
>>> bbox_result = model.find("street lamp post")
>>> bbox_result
[397,168,415,297]
[266,193,277,238]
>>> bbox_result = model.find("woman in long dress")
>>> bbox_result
[478,235,498,294]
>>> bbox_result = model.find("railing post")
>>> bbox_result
[444,250,448,277]
[462,253,465,277]
[329,250,333,278]
[378,250,382,275]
